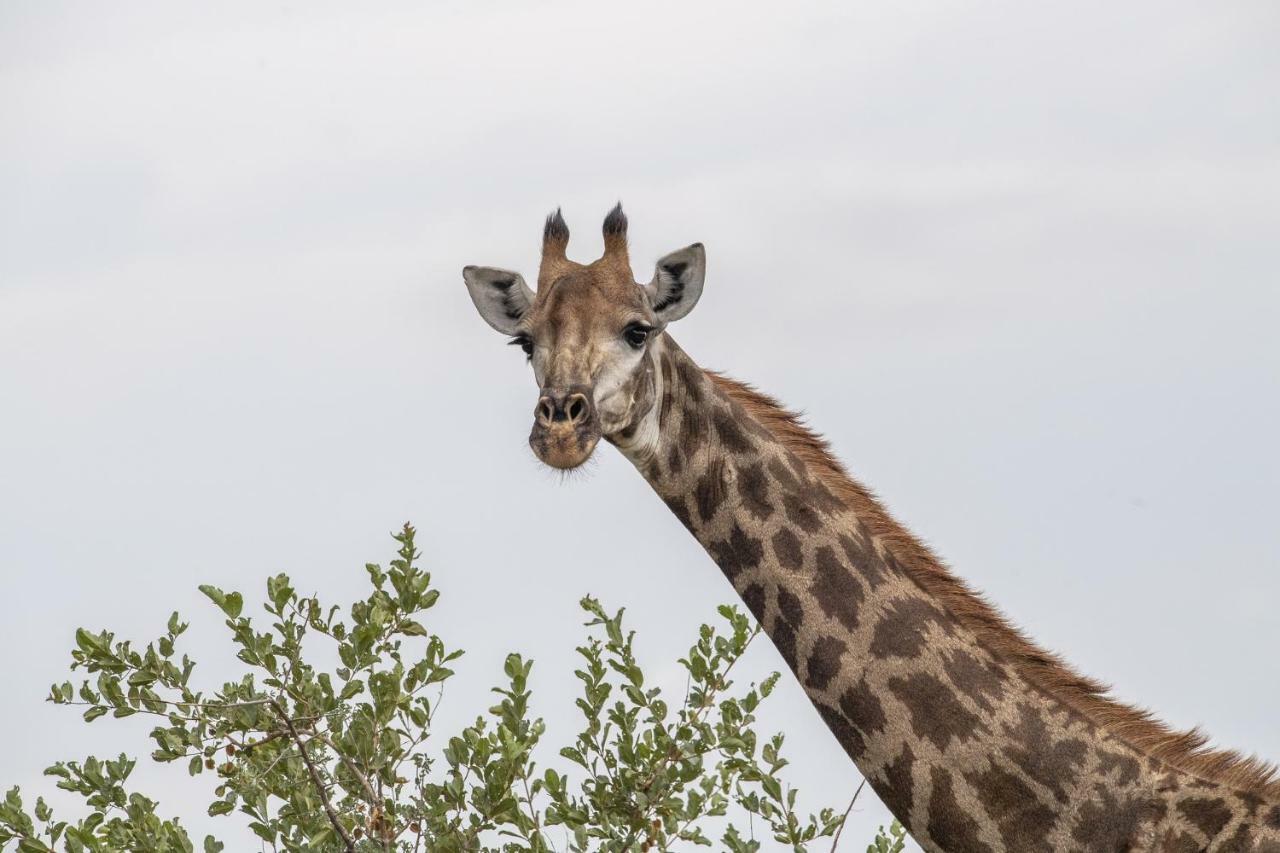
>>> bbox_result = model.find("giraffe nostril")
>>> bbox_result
[536,398,556,426]
[535,390,591,427]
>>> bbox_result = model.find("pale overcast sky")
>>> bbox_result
[2,2,1277,849]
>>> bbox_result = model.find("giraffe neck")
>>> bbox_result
[611,336,1279,852]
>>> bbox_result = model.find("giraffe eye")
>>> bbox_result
[508,335,534,360]
[623,323,652,350]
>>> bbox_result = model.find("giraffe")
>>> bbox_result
[461,205,1280,852]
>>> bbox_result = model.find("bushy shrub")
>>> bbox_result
[2,525,898,852]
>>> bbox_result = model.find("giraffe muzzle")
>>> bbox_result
[529,387,600,469]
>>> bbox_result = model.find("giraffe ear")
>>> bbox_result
[644,243,705,323]
[463,266,535,335]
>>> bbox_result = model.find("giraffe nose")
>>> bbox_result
[535,390,591,427]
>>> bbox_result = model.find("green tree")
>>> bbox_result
[2,525,894,852]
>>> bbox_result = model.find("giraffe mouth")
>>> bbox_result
[529,420,601,470]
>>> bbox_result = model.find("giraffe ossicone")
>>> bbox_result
[463,206,1280,851]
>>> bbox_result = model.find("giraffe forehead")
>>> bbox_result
[530,268,648,337]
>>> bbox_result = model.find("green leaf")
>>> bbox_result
[222,592,243,619]
[73,628,98,654]
[266,574,294,611]
[207,800,235,817]
[198,585,225,609]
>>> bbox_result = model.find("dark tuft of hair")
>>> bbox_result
[602,202,628,238]
[543,208,569,246]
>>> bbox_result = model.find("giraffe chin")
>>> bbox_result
[529,423,600,470]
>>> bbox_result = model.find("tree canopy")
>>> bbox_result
[2,525,906,853]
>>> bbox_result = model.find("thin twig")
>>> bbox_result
[829,778,867,852]
[270,698,355,853]
[58,698,347,730]
[57,696,273,710]
[246,737,294,785]
[240,730,288,754]
[314,731,380,807]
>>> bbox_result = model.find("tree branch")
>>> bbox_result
[314,731,380,808]
[270,698,355,853]
[829,778,867,852]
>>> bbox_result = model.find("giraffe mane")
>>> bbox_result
[706,369,1280,800]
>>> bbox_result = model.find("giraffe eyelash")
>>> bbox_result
[508,335,534,361]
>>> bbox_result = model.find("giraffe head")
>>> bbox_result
[464,205,705,469]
